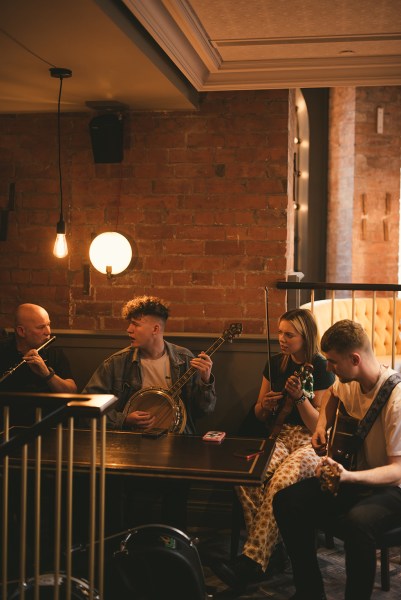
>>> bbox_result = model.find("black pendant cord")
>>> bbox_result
[57,76,63,223]
[50,66,72,232]
[264,286,272,385]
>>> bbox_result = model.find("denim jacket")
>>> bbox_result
[83,340,216,434]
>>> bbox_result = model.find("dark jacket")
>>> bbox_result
[83,340,216,434]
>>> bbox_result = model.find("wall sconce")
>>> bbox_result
[376,106,384,134]
[89,231,132,278]
[50,67,72,258]
[0,182,15,241]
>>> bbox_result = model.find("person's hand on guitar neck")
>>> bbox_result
[256,372,306,422]
[190,351,213,383]
[284,373,304,402]
[257,390,283,420]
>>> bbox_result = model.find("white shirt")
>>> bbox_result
[140,352,172,389]
[333,366,401,471]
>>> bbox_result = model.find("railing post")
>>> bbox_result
[2,407,10,600]
[89,418,97,600]
[65,417,74,600]
[286,272,304,310]
[34,408,42,600]
[53,424,63,600]
[0,393,116,600]
[19,445,28,600]
[99,415,106,599]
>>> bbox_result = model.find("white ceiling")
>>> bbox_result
[0,0,400,114]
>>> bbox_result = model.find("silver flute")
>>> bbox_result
[0,335,57,384]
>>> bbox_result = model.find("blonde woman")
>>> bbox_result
[212,309,335,591]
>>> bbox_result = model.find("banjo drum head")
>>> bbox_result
[128,387,186,433]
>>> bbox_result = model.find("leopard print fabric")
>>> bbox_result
[236,424,320,571]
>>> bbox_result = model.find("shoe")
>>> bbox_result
[210,554,263,590]
[264,542,289,578]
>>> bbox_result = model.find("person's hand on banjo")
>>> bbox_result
[125,410,156,430]
[190,351,213,383]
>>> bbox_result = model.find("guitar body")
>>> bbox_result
[321,373,401,494]
[328,404,359,470]
[320,402,359,494]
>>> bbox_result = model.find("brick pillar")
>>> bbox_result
[352,87,401,283]
[327,86,401,287]
[327,87,355,286]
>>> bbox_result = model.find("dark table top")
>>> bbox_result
[7,427,274,486]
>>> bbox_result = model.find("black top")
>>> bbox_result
[0,336,74,425]
[239,352,335,436]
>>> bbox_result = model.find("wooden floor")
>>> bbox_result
[196,528,401,600]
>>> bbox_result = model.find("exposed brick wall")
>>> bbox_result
[327,86,401,286]
[0,90,293,334]
[353,87,401,283]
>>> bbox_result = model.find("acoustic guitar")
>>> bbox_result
[126,323,243,433]
[319,372,401,495]
[319,401,359,495]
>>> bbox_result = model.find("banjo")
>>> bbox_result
[125,323,243,433]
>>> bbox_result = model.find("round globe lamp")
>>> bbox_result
[89,232,132,277]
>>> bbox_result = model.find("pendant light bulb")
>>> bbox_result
[50,67,72,260]
[53,218,68,258]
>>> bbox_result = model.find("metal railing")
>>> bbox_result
[276,281,401,370]
[1,393,116,600]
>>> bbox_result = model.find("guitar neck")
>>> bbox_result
[168,336,225,398]
[268,363,314,441]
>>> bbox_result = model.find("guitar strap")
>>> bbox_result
[352,372,401,445]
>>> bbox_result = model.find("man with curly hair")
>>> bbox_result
[83,295,217,531]
[83,295,216,433]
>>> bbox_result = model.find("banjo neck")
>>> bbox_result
[168,322,243,399]
[168,336,226,399]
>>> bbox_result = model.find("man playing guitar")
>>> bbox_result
[273,319,401,600]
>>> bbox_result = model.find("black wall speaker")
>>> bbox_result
[89,113,123,164]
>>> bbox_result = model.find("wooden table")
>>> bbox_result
[7,427,274,486]
[4,427,275,567]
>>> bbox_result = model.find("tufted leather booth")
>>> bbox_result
[301,297,401,371]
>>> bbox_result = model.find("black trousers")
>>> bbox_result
[273,476,401,600]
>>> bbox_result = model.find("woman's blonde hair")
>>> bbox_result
[279,308,320,371]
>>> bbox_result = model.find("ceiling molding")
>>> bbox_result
[213,33,401,48]
[1,0,400,114]
[204,55,401,90]
[123,0,215,89]
[124,0,401,90]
